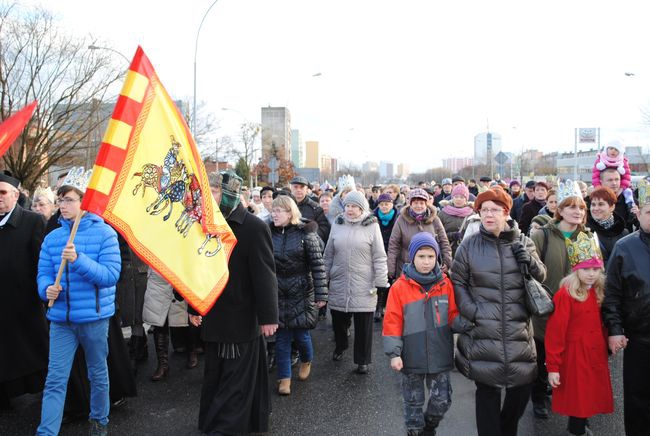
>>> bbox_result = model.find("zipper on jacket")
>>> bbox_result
[95,285,100,315]
[497,241,509,377]
[65,263,71,324]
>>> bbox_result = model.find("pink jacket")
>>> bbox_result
[592,151,631,189]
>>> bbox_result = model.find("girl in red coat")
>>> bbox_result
[545,232,614,436]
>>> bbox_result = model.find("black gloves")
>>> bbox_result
[511,241,532,265]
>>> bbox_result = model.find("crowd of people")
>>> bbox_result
[1,138,650,436]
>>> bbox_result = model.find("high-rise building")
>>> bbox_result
[321,155,332,176]
[442,157,474,173]
[290,129,303,168]
[362,161,379,173]
[305,141,319,168]
[261,106,291,161]
[396,163,410,179]
[379,161,394,179]
[474,132,502,166]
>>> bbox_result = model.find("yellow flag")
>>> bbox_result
[82,47,236,315]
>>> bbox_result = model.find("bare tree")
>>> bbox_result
[0,4,123,191]
[229,121,260,186]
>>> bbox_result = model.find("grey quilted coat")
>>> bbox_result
[324,213,389,313]
[451,221,546,388]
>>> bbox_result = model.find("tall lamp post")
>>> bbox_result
[88,44,130,64]
[193,0,220,136]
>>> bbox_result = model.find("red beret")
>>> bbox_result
[474,186,513,214]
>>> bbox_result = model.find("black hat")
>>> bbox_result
[452,175,465,184]
[525,180,536,189]
[479,176,492,183]
[290,176,309,186]
[0,171,20,188]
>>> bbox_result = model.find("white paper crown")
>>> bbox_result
[337,174,356,192]
[61,166,93,193]
[557,179,582,204]
[33,186,55,204]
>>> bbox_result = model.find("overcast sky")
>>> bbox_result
[26,0,650,171]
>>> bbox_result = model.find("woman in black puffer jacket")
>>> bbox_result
[269,195,327,396]
[451,187,546,436]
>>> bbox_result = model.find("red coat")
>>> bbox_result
[545,287,614,418]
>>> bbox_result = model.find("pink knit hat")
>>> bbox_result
[451,183,469,200]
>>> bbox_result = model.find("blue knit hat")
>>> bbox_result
[408,232,439,262]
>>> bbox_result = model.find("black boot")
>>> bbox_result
[423,416,441,436]
[151,329,169,381]
[130,334,148,362]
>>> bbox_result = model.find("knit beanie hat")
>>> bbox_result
[377,193,393,204]
[451,183,469,200]
[605,140,623,155]
[343,190,368,212]
[531,214,553,228]
[474,186,513,214]
[408,232,439,263]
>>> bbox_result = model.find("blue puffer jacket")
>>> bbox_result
[38,213,121,323]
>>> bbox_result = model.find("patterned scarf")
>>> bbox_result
[594,214,615,230]
[408,206,430,223]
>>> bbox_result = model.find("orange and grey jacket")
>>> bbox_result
[383,268,470,374]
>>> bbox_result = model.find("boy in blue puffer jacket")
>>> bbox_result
[36,183,121,436]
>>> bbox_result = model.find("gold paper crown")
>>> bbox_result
[557,179,582,204]
[61,166,93,193]
[639,179,650,206]
[566,232,603,269]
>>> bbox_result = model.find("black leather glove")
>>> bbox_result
[512,242,532,265]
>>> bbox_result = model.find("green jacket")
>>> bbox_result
[530,221,592,340]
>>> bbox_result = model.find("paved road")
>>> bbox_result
[1,316,625,435]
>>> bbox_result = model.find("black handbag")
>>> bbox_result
[515,236,554,317]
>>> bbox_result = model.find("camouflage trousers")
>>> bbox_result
[401,371,452,431]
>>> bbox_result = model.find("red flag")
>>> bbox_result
[0,101,37,157]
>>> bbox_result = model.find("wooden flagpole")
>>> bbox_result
[48,211,86,308]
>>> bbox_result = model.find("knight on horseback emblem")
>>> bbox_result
[131,135,222,257]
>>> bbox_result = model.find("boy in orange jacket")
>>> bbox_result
[383,232,470,436]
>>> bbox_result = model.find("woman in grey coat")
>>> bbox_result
[451,187,546,436]
[324,191,389,374]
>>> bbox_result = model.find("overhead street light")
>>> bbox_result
[88,44,130,64]
[193,0,220,136]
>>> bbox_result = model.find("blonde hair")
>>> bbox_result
[559,269,605,305]
[272,195,302,225]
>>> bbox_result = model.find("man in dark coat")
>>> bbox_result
[518,181,549,235]
[0,173,48,409]
[603,194,650,436]
[290,176,330,243]
[510,180,534,222]
[189,170,279,435]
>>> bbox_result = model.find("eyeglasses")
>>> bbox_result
[480,207,504,216]
[271,208,289,214]
[56,197,80,205]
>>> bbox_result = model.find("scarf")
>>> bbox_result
[344,212,368,224]
[377,208,395,226]
[442,204,474,218]
[594,214,615,230]
[408,206,430,223]
[403,263,443,292]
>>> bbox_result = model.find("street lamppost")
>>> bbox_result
[88,45,130,64]
[193,0,220,136]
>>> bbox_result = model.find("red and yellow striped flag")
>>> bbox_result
[82,47,236,315]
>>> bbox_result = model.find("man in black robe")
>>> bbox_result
[0,173,48,409]
[189,170,278,435]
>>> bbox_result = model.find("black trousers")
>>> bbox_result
[330,310,373,365]
[475,382,531,436]
[623,340,650,436]
[531,337,548,404]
